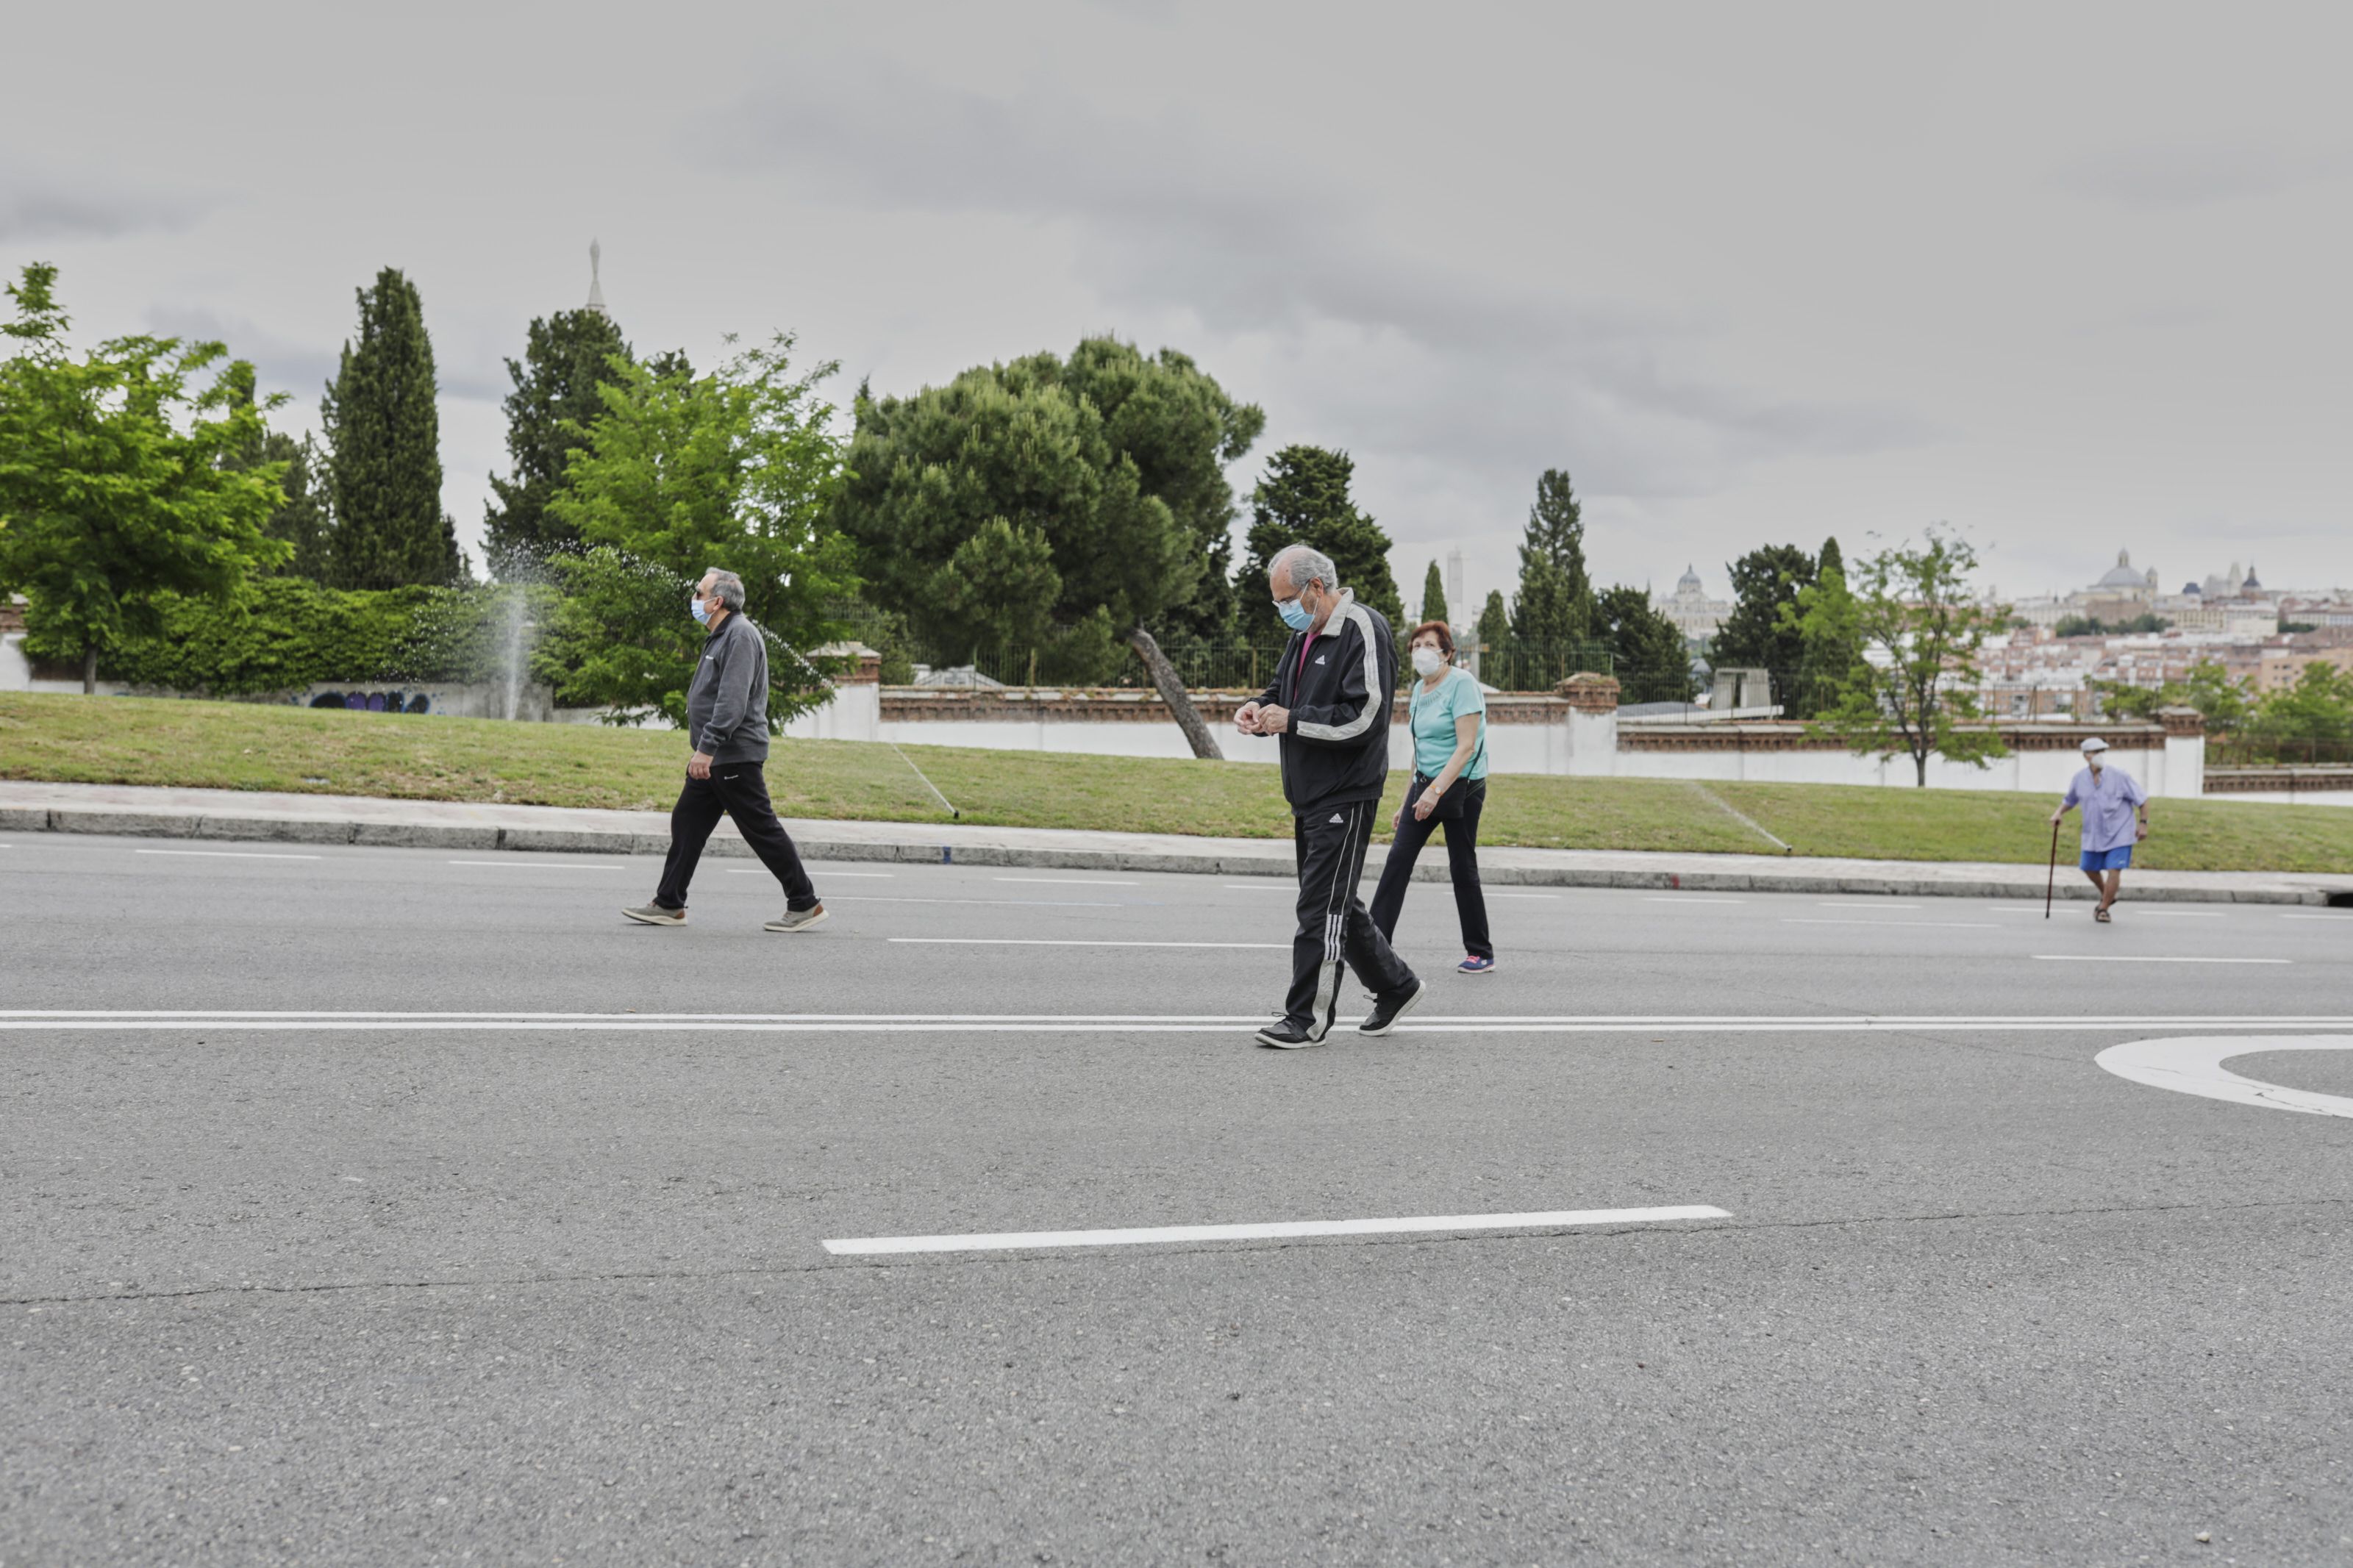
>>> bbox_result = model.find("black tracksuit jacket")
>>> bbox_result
[1253,590,1400,817]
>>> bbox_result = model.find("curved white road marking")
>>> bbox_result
[2095,1035,2353,1119]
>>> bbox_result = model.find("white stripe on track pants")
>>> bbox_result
[1285,800,1418,1038]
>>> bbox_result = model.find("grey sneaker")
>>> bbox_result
[622,903,686,927]
[763,903,829,934]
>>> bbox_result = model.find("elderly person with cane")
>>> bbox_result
[2050,736,2148,923]
[1234,544,1423,1049]
[1368,619,1494,973]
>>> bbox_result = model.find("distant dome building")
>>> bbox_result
[1655,565,1729,642]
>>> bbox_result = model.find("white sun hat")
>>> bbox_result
[2081,737,2110,753]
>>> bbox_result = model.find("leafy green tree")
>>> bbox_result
[1510,468,1594,647]
[2252,662,2353,745]
[483,307,632,577]
[1473,590,1513,680]
[321,267,461,589]
[1710,543,1815,684]
[835,338,1261,758]
[1780,541,1865,718]
[0,262,289,692]
[1795,528,2007,786]
[1597,584,1691,703]
[1237,444,1402,646]
[538,334,856,726]
[2092,659,2251,731]
[221,413,329,581]
[1419,559,1447,629]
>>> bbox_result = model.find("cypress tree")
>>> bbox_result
[321,267,460,588]
[1474,590,1513,678]
[259,432,328,580]
[484,307,632,577]
[1420,559,1447,629]
[1235,444,1402,644]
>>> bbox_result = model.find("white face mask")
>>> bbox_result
[1411,647,1446,678]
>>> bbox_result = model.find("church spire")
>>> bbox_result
[585,239,609,318]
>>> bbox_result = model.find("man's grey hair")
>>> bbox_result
[702,568,746,612]
[1271,544,1338,595]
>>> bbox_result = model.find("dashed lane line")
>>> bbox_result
[2034,954,2290,965]
[824,1203,1733,1256]
[133,848,321,861]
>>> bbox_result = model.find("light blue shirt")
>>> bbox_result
[1408,667,1487,781]
[2061,763,2146,854]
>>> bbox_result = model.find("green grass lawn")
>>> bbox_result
[3,692,2348,873]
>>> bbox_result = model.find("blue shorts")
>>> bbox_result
[2080,845,2133,873]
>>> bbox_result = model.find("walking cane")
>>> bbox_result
[2044,818,2061,919]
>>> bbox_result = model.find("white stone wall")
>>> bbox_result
[0,633,29,692]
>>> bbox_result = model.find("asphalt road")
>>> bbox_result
[3,830,2350,1567]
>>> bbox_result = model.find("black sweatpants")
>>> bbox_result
[1286,799,1417,1038]
[652,762,818,912]
[1368,776,1493,961]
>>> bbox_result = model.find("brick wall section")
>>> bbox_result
[877,689,1575,725]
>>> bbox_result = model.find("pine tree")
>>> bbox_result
[255,432,327,579]
[1710,543,1815,681]
[1515,468,1593,636]
[1598,584,1693,704]
[1235,444,1402,645]
[1474,589,1513,681]
[1818,535,1843,580]
[1419,559,1447,630]
[321,267,460,589]
[484,307,631,577]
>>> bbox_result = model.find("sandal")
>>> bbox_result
[2094,906,2112,923]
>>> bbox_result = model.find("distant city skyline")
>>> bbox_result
[6,2,2347,604]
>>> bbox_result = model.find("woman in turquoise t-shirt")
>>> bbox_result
[1368,620,1493,973]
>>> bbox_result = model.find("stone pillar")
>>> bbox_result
[2157,705,2204,799]
[1557,673,1620,777]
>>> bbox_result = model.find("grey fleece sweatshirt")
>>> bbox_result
[685,613,771,763]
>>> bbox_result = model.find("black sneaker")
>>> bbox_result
[1357,978,1426,1037]
[1254,1019,1322,1050]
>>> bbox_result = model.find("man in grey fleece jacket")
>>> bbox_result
[622,568,826,932]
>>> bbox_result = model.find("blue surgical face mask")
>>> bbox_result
[690,595,711,625]
[1276,593,1313,633]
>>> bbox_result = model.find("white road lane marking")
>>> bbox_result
[889,937,1285,949]
[763,869,893,878]
[823,1204,1733,1255]
[1784,917,1999,930]
[1818,901,1923,909]
[1222,884,1296,892]
[13,1011,2353,1033]
[2129,910,2229,918]
[993,876,1140,887]
[448,860,622,870]
[2281,912,2353,920]
[2096,1035,2353,1119]
[135,848,321,861]
[2034,954,2290,964]
[840,895,1125,908]
[1646,896,1746,905]
[1485,892,1560,901]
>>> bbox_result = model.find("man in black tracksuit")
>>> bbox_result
[1236,545,1422,1048]
[621,568,827,934]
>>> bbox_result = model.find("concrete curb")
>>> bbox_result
[7,798,2347,906]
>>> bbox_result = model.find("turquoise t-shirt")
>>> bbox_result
[1408,667,1488,781]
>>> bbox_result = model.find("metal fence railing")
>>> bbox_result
[2208,737,2353,768]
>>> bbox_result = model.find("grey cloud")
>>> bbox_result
[144,306,340,404]
[2058,144,2347,209]
[0,167,210,242]
[717,61,1924,502]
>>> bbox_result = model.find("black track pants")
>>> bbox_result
[652,762,818,912]
[1285,800,1417,1038]
[1368,777,1493,961]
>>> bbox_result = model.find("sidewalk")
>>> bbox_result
[3,779,2348,905]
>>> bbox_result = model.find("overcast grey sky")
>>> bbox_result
[7,0,2348,609]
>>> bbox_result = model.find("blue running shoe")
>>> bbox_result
[1457,954,1495,974]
